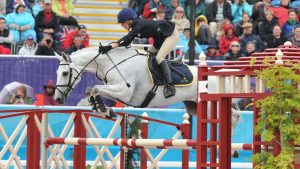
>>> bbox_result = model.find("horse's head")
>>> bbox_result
[54,52,83,104]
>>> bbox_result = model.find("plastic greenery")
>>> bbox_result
[253,62,300,169]
[126,116,142,169]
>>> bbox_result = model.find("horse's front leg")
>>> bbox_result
[89,95,116,118]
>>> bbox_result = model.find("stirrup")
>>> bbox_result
[163,84,176,98]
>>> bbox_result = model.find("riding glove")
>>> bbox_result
[99,45,112,54]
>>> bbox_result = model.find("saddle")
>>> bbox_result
[147,56,193,86]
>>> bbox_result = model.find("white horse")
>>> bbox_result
[54,46,235,117]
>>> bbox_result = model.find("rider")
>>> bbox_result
[99,8,179,98]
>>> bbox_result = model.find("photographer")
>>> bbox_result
[10,85,33,105]
[35,33,55,55]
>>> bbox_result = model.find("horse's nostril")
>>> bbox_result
[56,98,61,103]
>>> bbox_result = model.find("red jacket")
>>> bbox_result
[219,24,239,55]
[268,6,289,28]
[43,93,59,105]
[142,1,164,19]
[62,30,90,49]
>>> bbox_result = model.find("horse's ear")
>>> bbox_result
[61,52,69,62]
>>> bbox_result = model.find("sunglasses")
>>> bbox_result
[231,45,240,47]
[176,11,184,13]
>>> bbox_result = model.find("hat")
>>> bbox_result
[44,79,55,89]
[27,35,34,40]
[242,22,253,28]
[44,0,51,4]
[78,25,87,29]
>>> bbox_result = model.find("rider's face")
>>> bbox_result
[121,21,130,30]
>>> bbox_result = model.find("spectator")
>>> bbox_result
[128,0,148,17]
[0,18,13,54]
[155,9,165,20]
[62,24,89,50]
[206,0,232,36]
[76,86,92,106]
[51,0,78,26]
[35,0,59,42]
[282,10,300,38]
[6,0,32,14]
[195,15,212,45]
[177,28,203,59]
[32,0,45,17]
[224,41,244,60]
[185,0,206,20]
[266,24,288,48]
[35,33,55,55]
[42,79,59,105]
[251,0,271,33]
[268,0,290,27]
[5,4,36,42]
[205,43,221,60]
[244,41,256,56]
[240,22,264,55]
[0,0,6,16]
[219,23,239,55]
[9,85,33,104]
[231,0,252,25]
[18,34,38,55]
[168,0,180,20]
[235,12,251,37]
[258,10,278,42]
[288,26,300,46]
[64,34,84,54]
[214,19,231,45]
[143,0,166,20]
[171,7,190,33]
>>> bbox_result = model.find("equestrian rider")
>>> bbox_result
[99,8,179,98]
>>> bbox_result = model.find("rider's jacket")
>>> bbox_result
[117,18,175,49]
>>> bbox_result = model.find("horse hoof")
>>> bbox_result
[105,107,117,118]
[232,150,239,158]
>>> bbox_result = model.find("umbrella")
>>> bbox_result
[0,82,35,104]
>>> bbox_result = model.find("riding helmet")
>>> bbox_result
[117,8,137,23]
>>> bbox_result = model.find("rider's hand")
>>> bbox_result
[99,45,112,54]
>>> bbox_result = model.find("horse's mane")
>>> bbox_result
[70,46,98,56]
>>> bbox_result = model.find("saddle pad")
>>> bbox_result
[147,56,193,86]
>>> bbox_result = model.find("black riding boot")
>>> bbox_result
[159,60,176,98]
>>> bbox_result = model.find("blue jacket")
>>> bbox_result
[177,32,203,54]
[240,34,264,54]
[282,21,300,37]
[231,2,252,24]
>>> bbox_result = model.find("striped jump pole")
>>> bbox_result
[45,138,197,149]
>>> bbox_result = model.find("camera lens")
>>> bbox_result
[46,39,51,44]
[15,95,20,99]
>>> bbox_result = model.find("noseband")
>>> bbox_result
[55,63,83,100]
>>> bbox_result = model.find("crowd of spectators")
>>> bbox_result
[129,0,300,60]
[2,0,300,60]
[0,0,89,55]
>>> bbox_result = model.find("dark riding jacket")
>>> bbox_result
[117,18,175,49]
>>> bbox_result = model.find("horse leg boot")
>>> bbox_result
[88,96,97,113]
[159,60,176,98]
[95,95,116,118]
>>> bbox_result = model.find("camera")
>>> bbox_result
[15,95,20,99]
[46,39,52,44]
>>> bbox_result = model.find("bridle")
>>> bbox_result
[55,46,146,101]
[55,62,83,100]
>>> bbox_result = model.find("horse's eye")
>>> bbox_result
[62,72,69,76]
